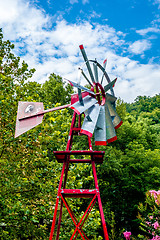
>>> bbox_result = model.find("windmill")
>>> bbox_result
[15,45,122,240]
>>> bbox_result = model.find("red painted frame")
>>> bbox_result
[49,112,109,240]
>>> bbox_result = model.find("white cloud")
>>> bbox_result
[108,53,160,102]
[136,27,160,36]
[88,11,101,19]
[153,0,160,8]
[128,40,151,55]
[0,0,20,23]
[82,0,89,4]
[69,0,78,4]
[1,0,160,102]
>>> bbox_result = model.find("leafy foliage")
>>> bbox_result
[0,29,160,239]
[137,190,160,239]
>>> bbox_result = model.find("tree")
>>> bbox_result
[126,95,160,114]
[0,29,72,239]
[40,73,73,107]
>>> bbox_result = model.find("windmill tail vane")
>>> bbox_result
[15,44,123,145]
[14,102,70,138]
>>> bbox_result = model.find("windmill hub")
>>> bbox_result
[93,82,106,106]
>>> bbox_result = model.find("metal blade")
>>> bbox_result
[105,103,117,143]
[70,95,97,115]
[65,78,95,96]
[104,78,117,93]
[78,88,84,106]
[79,67,93,86]
[103,59,107,69]
[101,59,107,84]
[80,104,100,138]
[94,106,107,145]
[93,61,98,83]
[15,102,44,138]
[106,100,123,129]
[71,92,89,105]
[105,93,117,103]
[79,45,95,83]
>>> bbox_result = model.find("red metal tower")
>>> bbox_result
[49,111,109,240]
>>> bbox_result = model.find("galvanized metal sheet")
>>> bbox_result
[105,103,117,143]
[104,78,117,93]
[71,92,89,105]
[66,79,95,96]
[101,59,107,84]
[106,100,123,129]
[93,62,98,83]
[105,93,117,103]
[80,104,100,138]
[70,95,97,115]
[78,88,84,106]
[80,68,93,86]
[79,45,95,83]
[94,106,107,145]
[15,101,44,138]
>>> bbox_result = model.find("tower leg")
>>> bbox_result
[49,162,66,240]
[52,113,77,239]
[92,161,109,240]
[56,161,70,239]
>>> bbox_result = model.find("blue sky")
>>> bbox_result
[0,0,160,102]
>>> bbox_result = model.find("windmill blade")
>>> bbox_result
[80,104,100,138]
[70,95,97,115]
[71,92,89,105]
[105,103,117,143]
[101,59,107,84]
[104,78,117,93]
[103,59,107,69]
[94,106,107,145]
[105,92,117,103]
[15,101,44,138]
[93,61,98,83]
[79,45,95,84]
[78,88,84,106]
[79,67,93,86]
[106,100,123,129]
[65,78,95,96]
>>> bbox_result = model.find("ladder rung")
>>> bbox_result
[72,127,81,131]
[69,159,91,163]
[60,189,97,198]
[54,150,104,163]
